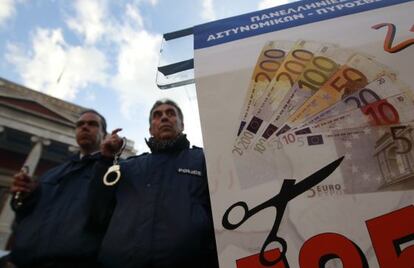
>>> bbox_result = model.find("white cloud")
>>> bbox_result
[55,1,191,150]
[108,4,161,114]
[108,3,204,150]
[132,0,158,6]
[258,0,296,10]
[142,0,158,6]
[66,0,107,44]
[0,0,16,27]
[125,3,144,28]
[5,28,108,100]
[201,0,216,21]
[111,30,161,115]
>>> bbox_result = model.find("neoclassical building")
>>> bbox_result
[0,77,136,249]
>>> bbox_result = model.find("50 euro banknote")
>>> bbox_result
[298,74,407,128]
[250,47,356,153]
[251,73,408,155]
[296,91,414,133]
[277,53,394,135]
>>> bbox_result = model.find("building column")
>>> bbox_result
[0,136,50,250]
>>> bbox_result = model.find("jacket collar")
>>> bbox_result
[78,150,100,160]
[41,153,99,184]
[145,133,190,153]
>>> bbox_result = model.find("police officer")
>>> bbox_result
[90,99,219,268]
[9,110,107,268]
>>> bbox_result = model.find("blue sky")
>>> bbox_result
[0,0,296,152]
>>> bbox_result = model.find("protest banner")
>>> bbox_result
[193,0,414,267]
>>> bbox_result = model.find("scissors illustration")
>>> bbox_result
[222,157,344,266]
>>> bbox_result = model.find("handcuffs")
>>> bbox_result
[103,137,126,186]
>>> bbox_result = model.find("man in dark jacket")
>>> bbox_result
[8,110,107,268]
[90,99,219,268]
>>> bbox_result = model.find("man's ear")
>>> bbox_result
[149,126,154,136]
[100,130,107,141]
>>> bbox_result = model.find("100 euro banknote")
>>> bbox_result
[278,53,393,135]
[233,40,324,157]
[251,47,356,154]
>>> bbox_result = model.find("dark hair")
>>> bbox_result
[79,109,107,135]
[149,99,184,124]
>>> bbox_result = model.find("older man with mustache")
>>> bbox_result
[89,99,219,268]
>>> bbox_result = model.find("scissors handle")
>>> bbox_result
[260,236,287,266]
[222,201,250,229]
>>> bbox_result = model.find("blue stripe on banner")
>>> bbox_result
[193,0,413,49]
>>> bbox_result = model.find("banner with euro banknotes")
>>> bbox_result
[193,0,414,267]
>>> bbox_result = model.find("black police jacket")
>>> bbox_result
[88,135,219,268]
[10,153,103,267]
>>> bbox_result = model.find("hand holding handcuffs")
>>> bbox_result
[13,165,30,209]
[103,137,126,186]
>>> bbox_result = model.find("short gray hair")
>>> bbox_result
[149,99,183,124]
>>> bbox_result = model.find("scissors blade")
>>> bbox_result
[293,156,344,195]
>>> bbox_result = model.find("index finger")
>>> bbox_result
[111,128,123,136]
[14,171,31,181]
